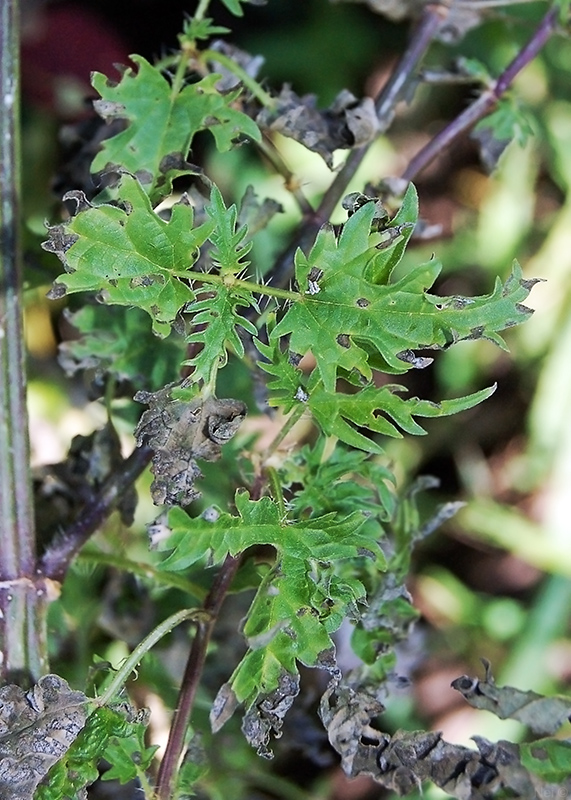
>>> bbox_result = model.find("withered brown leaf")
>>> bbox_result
[452,659,571,736]
[320,670,571,798]
[34,422,137,546]
[0,675,87,800]
[240,671,301,759]
[257,87,379,167]
[135,385,247,506]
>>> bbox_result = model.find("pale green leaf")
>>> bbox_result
[44,174,215,336]
[91,58,261,202]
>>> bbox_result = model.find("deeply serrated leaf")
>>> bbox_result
[271,197,536,392]
[185,285,257,381]
[285,439,396,530]
[162,491,381,724]
[44,174,214,336]
[91,57,261,202]
[308,383,496,453]
[161,491,377,570]
[207,186,253,275]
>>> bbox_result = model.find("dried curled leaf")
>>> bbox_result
[452,659,571,735]
[257,87,379,167]
[320,669,571,798]
[0,675,87,800]
[135,385,246,506]
[34,422,136,543]
[239,671,301,759]
[208,40,265,92]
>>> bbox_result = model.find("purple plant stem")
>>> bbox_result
[155,473,265,799]
[155,553,241,800]
[269,4,447,289]
[39,444,153,582]
[402,6,559,182]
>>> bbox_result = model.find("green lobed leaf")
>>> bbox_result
[271,194,537,392]
[230,560,338,707]
[520,737,571,784]
[101,730,158,784]
[161,490,379,571]
[284,439,397,527]
[44,174,215,336]
[308,382,497,453]
[180,17,230,43]
[183,187,259,381]
[474,96,534,148]
[159,491,383,707]
[91,57,261,203]
[207,186,253,275]
[34,706,148,800]
[256,336,308,414]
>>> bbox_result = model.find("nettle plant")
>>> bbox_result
[2,0,571,798]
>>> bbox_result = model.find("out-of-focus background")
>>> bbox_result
[20,1,571,798]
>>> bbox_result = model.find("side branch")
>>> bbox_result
[39,444,153,582]
[155,553,241,800]
[401,5,558,182]
[268,3,446,290]
[155,474,265,799]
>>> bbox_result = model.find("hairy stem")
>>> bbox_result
[267,3,446,289]
[175,269,300,301]
[39,444,153,582]
[0,0,48,683]
[255,134,314,216]
[402,5,558,182]
[202,48,276,108]
[97,608,210,707]
[263,404,306,459]
[155,553,242,800]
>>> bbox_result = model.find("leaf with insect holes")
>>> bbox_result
[271,185,538,393]
[255,337,307,414]
[90,57,261,203]
[43,174,215,337]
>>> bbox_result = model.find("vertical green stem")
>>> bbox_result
[0,0,47,683]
